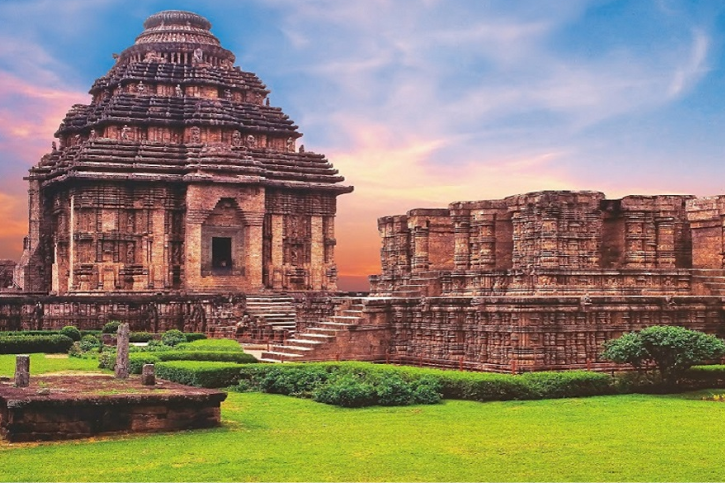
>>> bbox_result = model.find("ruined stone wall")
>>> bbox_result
[300,295,725,372]
[371,191,703,296]
[0,294,248,334]
[686,196,725,269]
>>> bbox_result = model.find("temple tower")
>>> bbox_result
[15,10,352,294]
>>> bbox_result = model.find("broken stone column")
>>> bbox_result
[141,364,155,386]
[115,322,130,379]
[14,354,30,387]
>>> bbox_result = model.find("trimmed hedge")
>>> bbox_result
[129,332,155,342]
[157,351,256,364]
[100,350,257,373]
[0,334,74,354]
[156,361,243,387]
[235,362,615,406]
[184,333,208,342]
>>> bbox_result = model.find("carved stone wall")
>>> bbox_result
[292,294,725,372]
[370,191,711,297]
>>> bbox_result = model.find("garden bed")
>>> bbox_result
[0,374,227,442]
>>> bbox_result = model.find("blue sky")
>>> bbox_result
[0,0,724,289]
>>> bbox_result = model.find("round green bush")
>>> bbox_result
[79,334,101,352]
[313,375,377,407]
[102,321,121,334]
[411,377,442,404]
[375,375,414,406]
[60,325,82,341]
[161,329,186,347]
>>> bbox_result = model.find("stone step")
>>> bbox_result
[298,333,335,341]
[284,338,326,347]
[306,327,345,336]
[315,321,354,329]
[268,345,313,354]
[259,350,304,361]
[330,315,363,323]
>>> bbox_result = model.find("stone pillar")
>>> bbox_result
[245,212,265,290]
[270,214,284,289]
[411,225,430,273]
[141,364,155,385]
[115,322,130,379]
[686,196,725,269]
[14,354,30,387]
[655,216,676,268]
[452,214,471,271]
[310,215,324,289]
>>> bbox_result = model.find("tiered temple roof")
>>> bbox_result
[32,10,350,195]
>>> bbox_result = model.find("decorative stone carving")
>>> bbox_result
[193,48,203,63]
[190,126,201,144]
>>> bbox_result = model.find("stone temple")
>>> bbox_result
[3,10,725,372]
[14,10,352,296]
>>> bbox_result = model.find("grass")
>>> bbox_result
[2,356,725,481]
[0,353,104,375]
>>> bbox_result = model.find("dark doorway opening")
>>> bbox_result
[212,237,232,271]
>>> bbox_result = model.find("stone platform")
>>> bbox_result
[0,374,227,442]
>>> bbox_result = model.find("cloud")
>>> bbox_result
[0,71,89,167]
[668,29,710,98]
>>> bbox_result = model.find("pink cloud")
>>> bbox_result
[0,71,89,165]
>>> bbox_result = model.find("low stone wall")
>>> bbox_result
[293,294,725,372]
[0,293,247,333]
[0,375,227,442]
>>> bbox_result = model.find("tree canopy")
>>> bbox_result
[601,325,725,386]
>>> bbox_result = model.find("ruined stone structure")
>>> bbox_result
[264,191,725,372]
[14,10,352,296]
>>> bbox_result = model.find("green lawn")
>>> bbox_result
[2,356,725,481]
[0,353,103,375]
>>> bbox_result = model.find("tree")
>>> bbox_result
[602,325,725,387]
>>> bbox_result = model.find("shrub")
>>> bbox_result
[102,321,121,334]
[520,371,613,399]
[235,362,611,406]
[99,352,161,373]
[129,332,155,342]
[411,376,443,404]
[60,325,82,342]
[375,374,414,406]
[258,365,331,396]
[156,361,243,387]
[79,334,101,352]
[0,334,74,354]
[176,338,243,352]
[157,351,256,364]
[68,341,83,358]
[184,333,208,342]
[313,375,377,407]
[603,326,725,386]
[161,329,186,347]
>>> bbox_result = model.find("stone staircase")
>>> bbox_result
[259,301,366,362]
[390,271,441,297]
[691,269,725,296]
[245,295,297,335]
